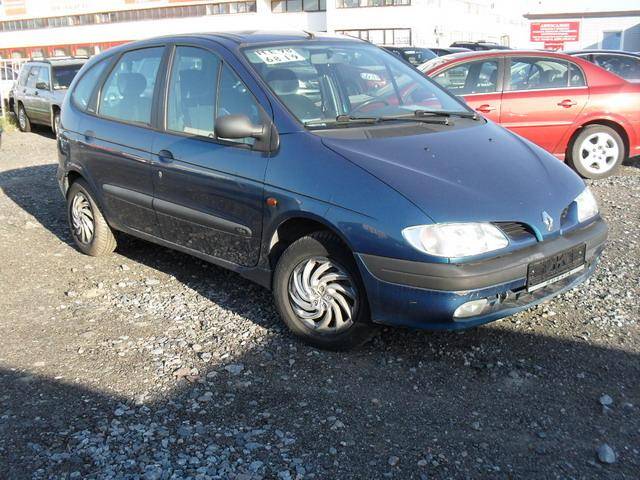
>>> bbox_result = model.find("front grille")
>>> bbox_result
[493,222,536,242]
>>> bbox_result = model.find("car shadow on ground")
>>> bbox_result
[1,162,640,478]
[624,155,640,170]
[1,320,639,478]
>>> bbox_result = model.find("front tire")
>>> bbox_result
[53,111,60,136]
[67,179,117,256]
[273,231,374,350]
[17,104,31,132]
[567,125,624,179]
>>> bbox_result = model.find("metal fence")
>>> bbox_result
[1,58,28,117]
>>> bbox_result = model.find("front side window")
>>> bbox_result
[508,57,573,91]
[53,64,83,89]
[243,42,465,126]
[593,54,640,82]
[26,66,39,88]
[72,60,109,112]
[99,47,164,124]
[166,46,220,137]
[36,66,50,89]
[433,59,499,95]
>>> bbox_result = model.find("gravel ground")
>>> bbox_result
[0,127,639,480]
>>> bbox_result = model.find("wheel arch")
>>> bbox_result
[567,119,629,160]
[265,214,355,273]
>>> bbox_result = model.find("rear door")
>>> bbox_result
[22,66,40,118]
[430,57,503,122]
[151,42,270,267]
[78,45,167,235]
[500,56,589,154]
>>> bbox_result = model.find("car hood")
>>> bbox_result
[321,121,586,238]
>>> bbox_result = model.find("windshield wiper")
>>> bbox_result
[412,109,480,120]
[305,112,453,129]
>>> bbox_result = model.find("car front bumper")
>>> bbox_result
[356,217,608,330]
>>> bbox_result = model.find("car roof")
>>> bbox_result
[26,58,87,67]
[427,49,580,62]
[564,50,640,58]
[142,30,364,46]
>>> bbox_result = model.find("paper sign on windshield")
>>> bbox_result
[254,48,305,64]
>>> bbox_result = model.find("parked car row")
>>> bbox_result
[419,50,640,178]
[7,57,86,135]
[55,32,609,349]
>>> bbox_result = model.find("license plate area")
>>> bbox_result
[527,244,586,293]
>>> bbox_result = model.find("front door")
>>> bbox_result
[151,44,269,267]
[431,57,503,122]
[500,56,589,154]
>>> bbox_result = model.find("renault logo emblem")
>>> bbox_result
[542,211,554,231]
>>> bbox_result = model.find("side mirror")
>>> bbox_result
[36,81,49,90]
[215,114,278,153]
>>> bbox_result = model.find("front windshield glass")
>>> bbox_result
[243,42,468,127]
[53,65,83,89]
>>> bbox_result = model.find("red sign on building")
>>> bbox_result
[530,22,580,43]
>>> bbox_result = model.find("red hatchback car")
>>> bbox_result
[420,50,640,178]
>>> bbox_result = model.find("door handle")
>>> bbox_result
[476,104,495,113]
[158,149,174,163]
[83,130,95,142]
[557,99,577,108]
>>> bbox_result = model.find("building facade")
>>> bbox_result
[524,0,640,52]
[0,0,528,59]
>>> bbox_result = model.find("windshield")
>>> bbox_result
[243,43,468,127]
[398,48,436,66]
[52,65,83,89]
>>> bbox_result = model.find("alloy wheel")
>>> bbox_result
[70,192,95,244]
[578,132,619,175]
[288,256,358,333]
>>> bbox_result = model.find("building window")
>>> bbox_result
[272,0,325,12]
[336,28,411,46]
[0,2,257,33]
[336,0,410,7]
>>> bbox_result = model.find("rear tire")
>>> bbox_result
[67,179,117,256]
[17,104,31,132]
[273,231,375,350]
[567,125,624,179]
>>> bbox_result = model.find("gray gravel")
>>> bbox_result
[0,128,639,479]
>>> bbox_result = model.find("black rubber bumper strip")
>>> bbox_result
[359,217,608,292]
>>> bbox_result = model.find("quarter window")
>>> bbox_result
[98,47,164,124]
[508,57,574,91]
[433,60,499,95]
[217,64,263,145]
[72,60,109,112]
[592,54,640,82]
[166,46,220,137]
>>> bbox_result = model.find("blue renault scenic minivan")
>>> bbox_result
[57,32,607,349]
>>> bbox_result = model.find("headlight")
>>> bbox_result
[402,223,509,258]
[575,187,599,223]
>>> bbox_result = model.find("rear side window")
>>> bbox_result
[166,46,220,137]
[433,60,499,95]
[72,60,109,112]
[98,47,164,125]
[508,57,573,91]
